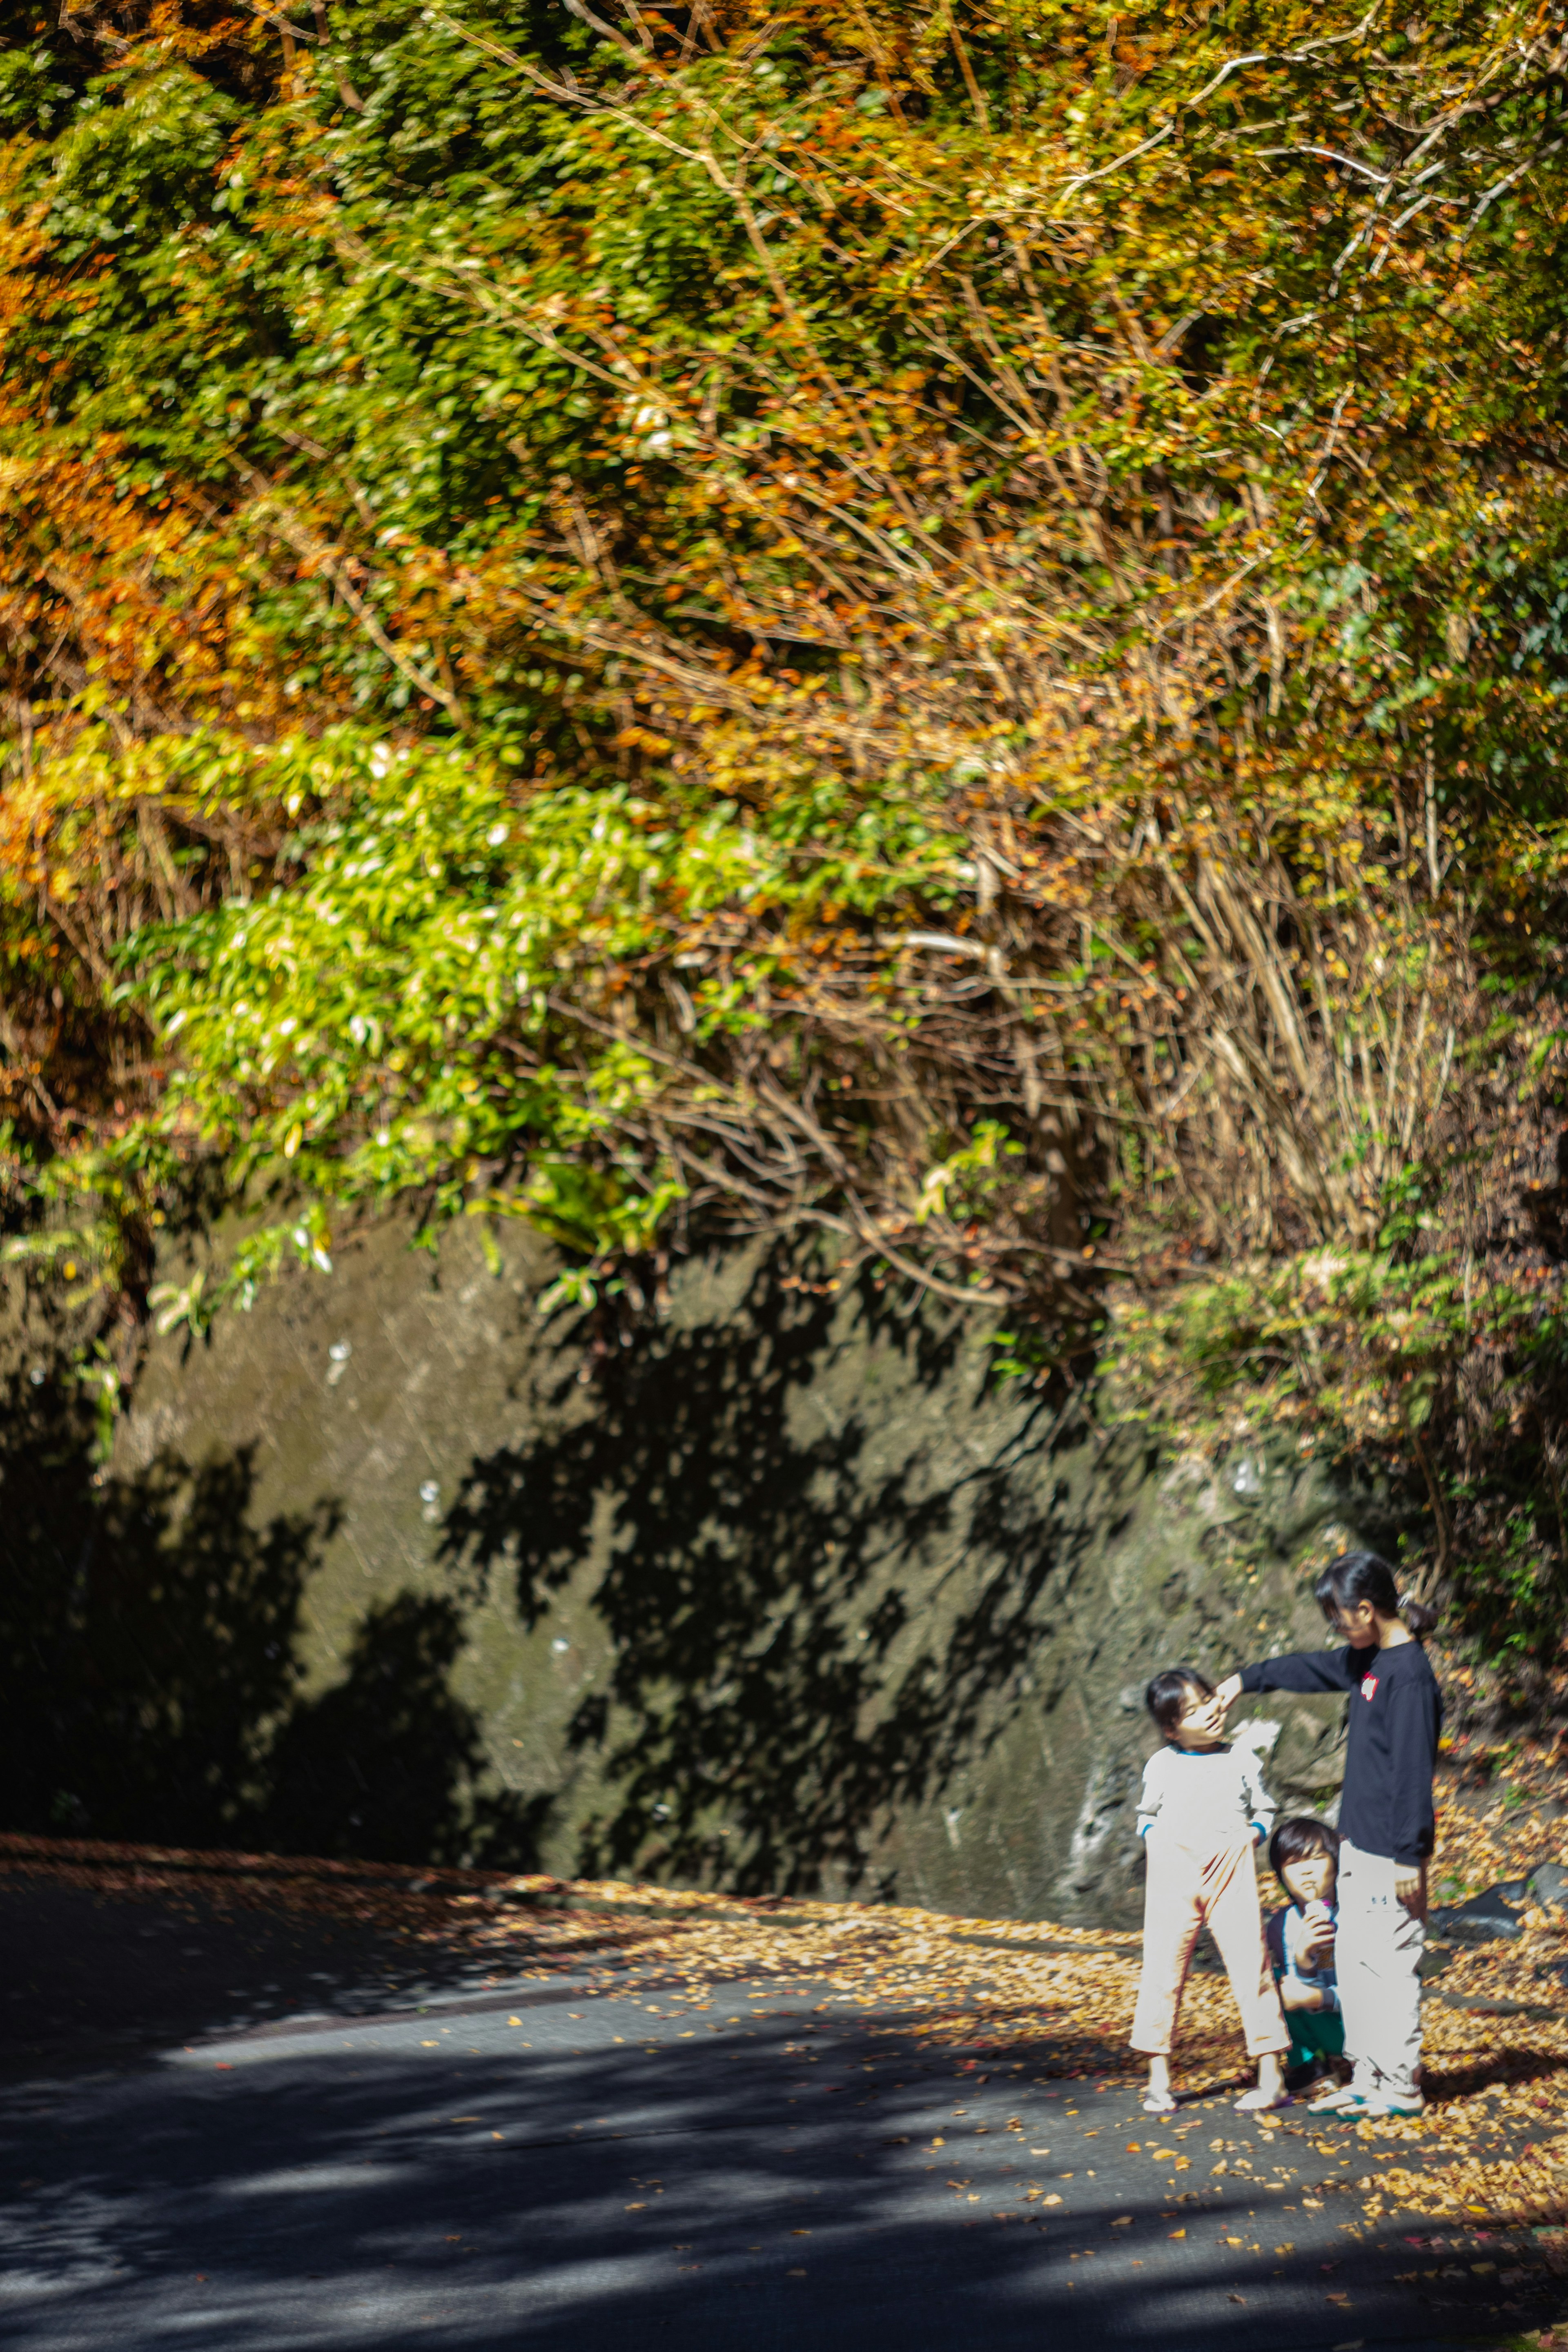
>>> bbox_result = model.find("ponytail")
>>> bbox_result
[1314,1548,1439,1639]
[1396,1591,1441,1639]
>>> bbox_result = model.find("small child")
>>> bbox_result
[1266,1817,1346,2095]
[1131,1666,1291,2115]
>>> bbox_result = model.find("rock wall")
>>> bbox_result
[0,1217,1405,1922]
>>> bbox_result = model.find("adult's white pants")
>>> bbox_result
[1337,1838,1424,2100]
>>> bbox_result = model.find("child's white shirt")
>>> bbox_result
[1136,1743,1275,1852]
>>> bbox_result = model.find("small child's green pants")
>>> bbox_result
[1285,2005,1345,2071]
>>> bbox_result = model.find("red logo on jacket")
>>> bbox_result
[1361,1675,1379,1702]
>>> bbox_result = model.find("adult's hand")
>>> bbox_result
[1395,1864,1427,1919]
[1214,1673,1243,1709]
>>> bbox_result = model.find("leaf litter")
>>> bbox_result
[3,1718,1567,2326]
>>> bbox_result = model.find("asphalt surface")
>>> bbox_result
[2,1876,1564,2350]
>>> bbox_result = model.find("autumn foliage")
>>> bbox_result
[4,0,1568,1650]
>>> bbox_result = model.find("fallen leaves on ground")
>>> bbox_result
[3,1719,1566,2241]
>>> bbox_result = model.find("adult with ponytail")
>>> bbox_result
[1215,1551,1442,2119]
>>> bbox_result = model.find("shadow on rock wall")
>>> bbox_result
[4,1220,1364,1911]
[0,1357,545,1866]
[441,1261,1123,1898]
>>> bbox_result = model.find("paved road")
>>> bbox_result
[2,1877,1562,2350]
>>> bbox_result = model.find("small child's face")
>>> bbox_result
[1170,1684,1227,1749]
[1281,1852,1336,1908]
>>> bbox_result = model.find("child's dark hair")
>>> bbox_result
[1145,1665,1215,1739]
[1268,1815,1342,1889]
[1314,1548,1439,1639]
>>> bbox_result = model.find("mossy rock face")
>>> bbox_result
[0,1218,1397,1923]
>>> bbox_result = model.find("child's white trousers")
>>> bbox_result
[1336,1839,1424,2099]
[1131,1835,1289,2059]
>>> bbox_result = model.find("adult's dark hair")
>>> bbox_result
[1145,1665,1215,1738]
[1313,1549,1439,1640]
[1268,1814,1342,1889]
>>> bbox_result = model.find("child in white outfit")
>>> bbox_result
[1131,1666,1290,2114]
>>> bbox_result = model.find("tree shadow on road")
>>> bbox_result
[1,1975,1561,2352]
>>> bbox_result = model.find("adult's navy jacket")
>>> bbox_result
[1236,1640,1442,1867]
